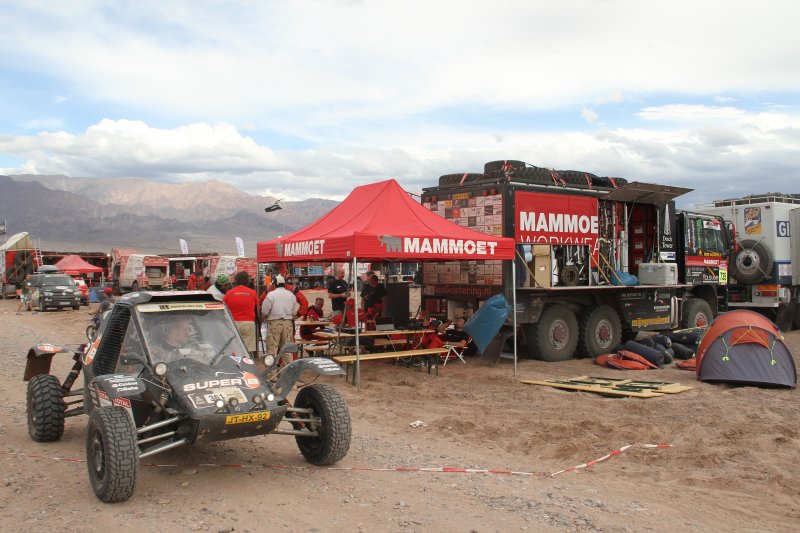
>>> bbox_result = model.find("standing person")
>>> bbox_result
[262,275,298,367]
[222,271,259,355]
[17,274,32,315]
[327,267,350,316]
[300,297,325,340]
[207,274,231,301]
[187,270,199,291]
[364,273,388,319]
[359,270,375,312]
[291,283,308,318]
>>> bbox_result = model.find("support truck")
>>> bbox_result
[420,161,733,361]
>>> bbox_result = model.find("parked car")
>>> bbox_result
[29,271,81,311]
[72,278,89,305]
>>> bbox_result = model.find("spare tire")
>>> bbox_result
[484,160,526,174]
[438,173,487,186]
[733,239,774,284]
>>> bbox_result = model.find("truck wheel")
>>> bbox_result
[527,304,579,362]
[438,173,486,186]
[72,304,80,311]
[484,160,526,174]
[293,384,351,466]
[681,298,713,329]
[578,305,622,358]
[86,406,139,502]
[27,375,65,442]
[733,239,774,284]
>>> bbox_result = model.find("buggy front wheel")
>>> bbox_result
[86,406,139,502]
[293,384,351,466]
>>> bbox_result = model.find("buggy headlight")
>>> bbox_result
[228,397,239,408]
[266,393,275,402]
[154,362,167,377]
[215,399,225,409]
[263,354,275,367]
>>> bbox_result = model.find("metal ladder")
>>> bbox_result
[33,239,43,268]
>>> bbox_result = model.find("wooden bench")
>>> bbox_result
[333,348,448,384]
[372,338,408,350]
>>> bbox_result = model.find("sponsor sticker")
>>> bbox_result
[225,411,270,425]
[242,357,254,365]
[36,344,62,354]
[138,302,225,313]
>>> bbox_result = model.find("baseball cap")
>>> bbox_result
[275,274,285,285]
[216,273,230,285]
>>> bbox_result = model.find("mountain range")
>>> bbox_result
[0,174,338,256]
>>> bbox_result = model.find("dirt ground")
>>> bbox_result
[1,295,799,533]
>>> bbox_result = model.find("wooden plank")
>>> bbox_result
[519,376,692,398]
[519,379,666,398]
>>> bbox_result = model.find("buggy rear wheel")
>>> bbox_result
[27,374,65,442]
[86,406,139,502]
[293,384,351,466]
[86,324,97,341]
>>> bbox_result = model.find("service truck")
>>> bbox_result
[694,192,800,329]
[420,161,733,361]
[111,249,169,293]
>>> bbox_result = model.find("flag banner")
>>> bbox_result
[235,237,245,258]
[179,238,189,254]
[0,219,6,236]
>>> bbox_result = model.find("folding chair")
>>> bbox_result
[442,338,470,366]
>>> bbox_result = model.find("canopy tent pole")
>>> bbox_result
[512,259,518,378]
[352,256,361,390]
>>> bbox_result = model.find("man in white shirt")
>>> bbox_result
[206,274,231,301]
[261,275,299,367]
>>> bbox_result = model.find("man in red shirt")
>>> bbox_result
[223,271,260,355]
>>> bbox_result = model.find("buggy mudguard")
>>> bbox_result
[273,358,345,399]
[23,343,80,381]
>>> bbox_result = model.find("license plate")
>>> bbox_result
[225,411,271,425]
[59,302,69,306]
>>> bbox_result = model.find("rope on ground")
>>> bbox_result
[0,443,672,478]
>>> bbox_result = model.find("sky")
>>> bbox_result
[0,0,798,206]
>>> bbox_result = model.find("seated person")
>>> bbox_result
[441,316,476,355]
[331,298,366,329]
[416,310,451,349]
[364,274,387,319]
[300,297,326,340]
[152,315,194,363]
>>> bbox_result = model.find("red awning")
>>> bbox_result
[54,255,104,275]
[256,179,515,262]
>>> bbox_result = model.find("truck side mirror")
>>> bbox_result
[724,221,737,253]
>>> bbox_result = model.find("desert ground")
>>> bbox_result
[1,292,798,533]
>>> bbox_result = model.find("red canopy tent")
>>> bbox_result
[257,179,515,262]
[54,255,103,276]
[256,179,520,387]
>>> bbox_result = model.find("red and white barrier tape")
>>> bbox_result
[0,443,672,478]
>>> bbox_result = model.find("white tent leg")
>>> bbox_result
[512,259,518,378]
[353,256,361,390]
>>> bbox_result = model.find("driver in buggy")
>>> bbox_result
[151,315,195,363]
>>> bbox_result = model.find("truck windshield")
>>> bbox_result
[136,302,249,366]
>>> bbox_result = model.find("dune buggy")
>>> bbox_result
[23,291,351,502]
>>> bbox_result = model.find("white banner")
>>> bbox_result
[235,236,245,258]
[179,238,188,254]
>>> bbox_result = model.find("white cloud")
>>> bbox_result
[581,107,599,124]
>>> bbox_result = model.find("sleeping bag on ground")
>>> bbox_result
[622,340,665,367]
[672,342,695,360]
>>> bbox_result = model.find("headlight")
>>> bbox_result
[228,397,239,408]
[215,398,225,409]
[263,354,275,367]
[267,393,275,402]
[154,362,167,377]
